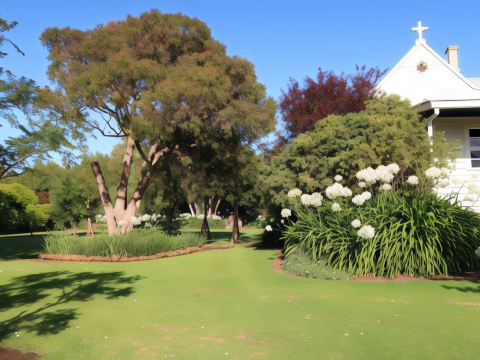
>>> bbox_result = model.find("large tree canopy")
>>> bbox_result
[41,10,275,234]
[279,66,385,138]
[262,96,454,209]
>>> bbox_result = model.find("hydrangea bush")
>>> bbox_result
[279,164,480,277]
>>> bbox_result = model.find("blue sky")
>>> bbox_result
[2,0,480,156]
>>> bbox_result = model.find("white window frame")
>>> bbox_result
[467,127,480,169]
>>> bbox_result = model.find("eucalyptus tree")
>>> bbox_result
[41,10,275,234]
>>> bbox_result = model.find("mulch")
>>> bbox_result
[0,347,39,360]
[272,252,480,281]
[38,244,233,262]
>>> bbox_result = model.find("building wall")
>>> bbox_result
[434,116,480,212]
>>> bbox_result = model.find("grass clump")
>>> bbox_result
[283,249,352,280]
[43,228,205,257]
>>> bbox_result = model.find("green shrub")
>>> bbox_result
[181,217,225,230]
[43,229,205,257]
[283,190,480,277]
[283,249,352,280]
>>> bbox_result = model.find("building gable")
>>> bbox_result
[377,40,480,106]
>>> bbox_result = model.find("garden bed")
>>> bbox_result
[39,244,233,262]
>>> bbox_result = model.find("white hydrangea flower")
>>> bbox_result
[141,214,151,222]
[357,225,375,239]
[387,163,400,174]
[356,167,377,185]
[310,192,323,207]
[131,216,142,226]
[325,183,351,199]
[351,219,361,228]
[144,222,152,228]
[334,175,343,182]
[352,195,366,206]
[425,166,442,179]
[265,225,273,232]
[117,219,128,226]
[407,175,419,185]
[375,165,394,183]
[440,167,450,176]
[331,202,341,212]
[301,194,312,206]
[341,187,352,197]
[287,188,302,198]
[281,208,292,218]
[358,181,367,188]
[380,183,392,191]
[361,191,372,200]
[352,191,372,206]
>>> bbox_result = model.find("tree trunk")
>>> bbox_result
[165,199,177,234]
[91,161,116,235]
[200,198,212,240]
[188,203,196,216]
[86,218,94,237]
[230,202,240,244]
[213,198,221,217]
[207,198,212,219]
[120,167,154,234]
[114,137,135,221]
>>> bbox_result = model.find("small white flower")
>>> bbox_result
[352,195,366,206]
[341,187,352,197]
[387,163,400,174]
[301,194,312,206]
[281,208,292,218]
[331,202,341,212]
[265,225,273,232]
[356,167,377,185]
[406,175,419,185]
[361,191,372,200]
[375,165,394,183]
[441,167,450,176]
[380,183,392,191]
[351,219,361,228]
[358,225,375,239]
[425,167,442,179]
[310,192,323,207]
[437,178,450,188]
[358,181,367,188]
[144,222,152,228]
[334,175,343,182]
[141,214,151,222]
[287,188,302,198]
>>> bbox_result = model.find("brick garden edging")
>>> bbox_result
[38,244,233,262]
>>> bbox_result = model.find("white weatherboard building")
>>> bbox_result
[377,21,480,211]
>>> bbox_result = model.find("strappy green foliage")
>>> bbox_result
[283,191,480,277]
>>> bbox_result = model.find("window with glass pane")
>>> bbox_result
[469,129,480,167]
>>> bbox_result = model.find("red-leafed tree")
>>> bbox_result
[280,66,386,138]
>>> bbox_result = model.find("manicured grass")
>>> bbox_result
[0,229,479,359]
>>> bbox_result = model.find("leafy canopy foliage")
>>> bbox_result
[262,96,453,209]
[40,10,275,233]
[280,66,385,138]
[0,17,77,179]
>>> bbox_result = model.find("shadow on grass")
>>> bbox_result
[440,278,480,294]
[0,271,142,341]
[0,234,45,260]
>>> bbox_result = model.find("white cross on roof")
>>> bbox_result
[411,21,429,44]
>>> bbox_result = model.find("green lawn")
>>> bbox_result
[0,229,479,359]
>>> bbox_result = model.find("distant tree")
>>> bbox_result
[0,182,51,233]
[41,10,275,235]
[49,176,89,231]
[280,66,386,138]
